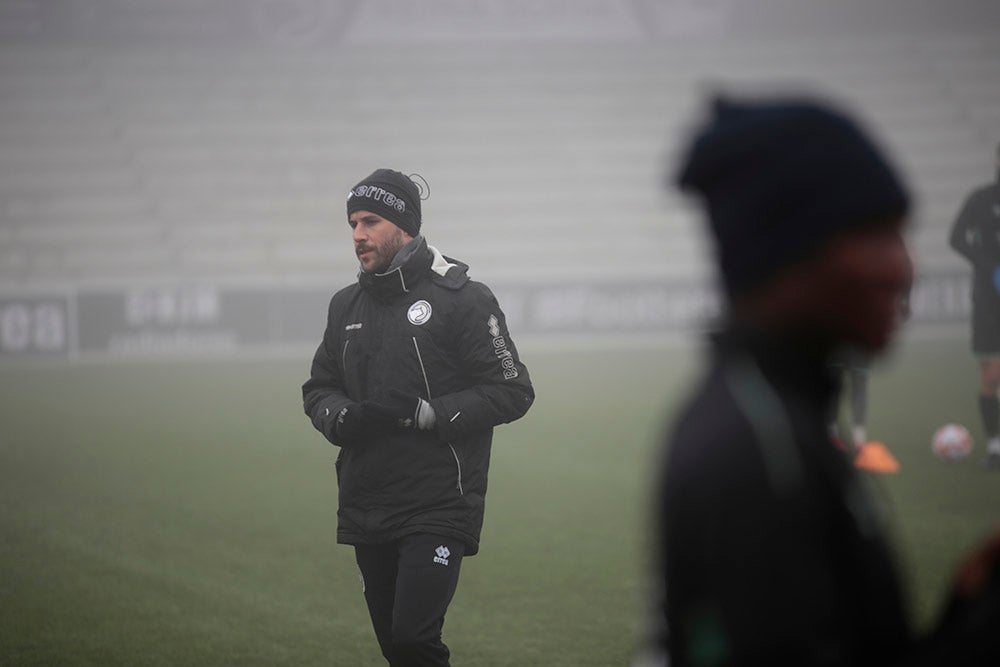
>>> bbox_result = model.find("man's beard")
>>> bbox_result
[358,233,407,273]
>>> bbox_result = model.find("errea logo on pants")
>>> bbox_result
[433,545,450,566]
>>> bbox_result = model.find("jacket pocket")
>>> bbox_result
[340,333,369,399]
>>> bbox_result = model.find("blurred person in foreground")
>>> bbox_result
[302,169,534,666]
[949,142,1000,466]
[641,97,1000,667]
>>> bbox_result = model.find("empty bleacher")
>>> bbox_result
[0,14,998,292]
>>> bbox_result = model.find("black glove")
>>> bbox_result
[332,401,393,445]
[370,389,437,430]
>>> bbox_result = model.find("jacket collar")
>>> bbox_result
[358,236,433,300]
[712,321,841,409]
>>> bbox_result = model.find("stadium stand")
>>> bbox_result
[1,27,998,286]
[0,1,997,355]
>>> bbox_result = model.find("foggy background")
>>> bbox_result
[1,0,997,360]
[2,2,1000,665]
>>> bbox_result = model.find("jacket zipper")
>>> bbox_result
[342,339,351,372]
[412,336,463,496]
[411,337,431,400]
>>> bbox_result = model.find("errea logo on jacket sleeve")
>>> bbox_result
[488,315,518,380]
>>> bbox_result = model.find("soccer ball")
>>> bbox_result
[931,424,973,461]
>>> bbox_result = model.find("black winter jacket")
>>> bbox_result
[658,326,911,666]
[303,238,533,555]
[949,183,1000,304]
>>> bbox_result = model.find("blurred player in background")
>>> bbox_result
[828,349,874,452]
[302,169,534,666]
[828,293,909,474]
[641,96,1000,667]
[949,143,1000,467]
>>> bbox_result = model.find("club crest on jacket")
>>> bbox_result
[407,300,432,325]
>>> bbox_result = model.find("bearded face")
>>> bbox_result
[349,211,412,273]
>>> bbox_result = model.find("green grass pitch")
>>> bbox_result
[1,335,998,665]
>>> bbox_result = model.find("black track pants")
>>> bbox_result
[355,534,465,667]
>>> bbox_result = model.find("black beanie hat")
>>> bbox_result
[346,169,422,237]
[676,96,910,296]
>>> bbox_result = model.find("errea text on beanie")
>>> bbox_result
[347,169,423,237]
[675,96,910,296]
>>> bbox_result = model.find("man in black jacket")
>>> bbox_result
[949,143,1000,466]
[303,168,534,666]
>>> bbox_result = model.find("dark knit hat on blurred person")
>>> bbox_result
[675,96,910,296]
[347,169,423,237]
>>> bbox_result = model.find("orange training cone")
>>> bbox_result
[854,441,900,474]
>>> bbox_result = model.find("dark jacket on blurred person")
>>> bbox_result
[949,182,1000,308]
[648,95,1000,667]
[659,324,911,665]
[302,236,533,555]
